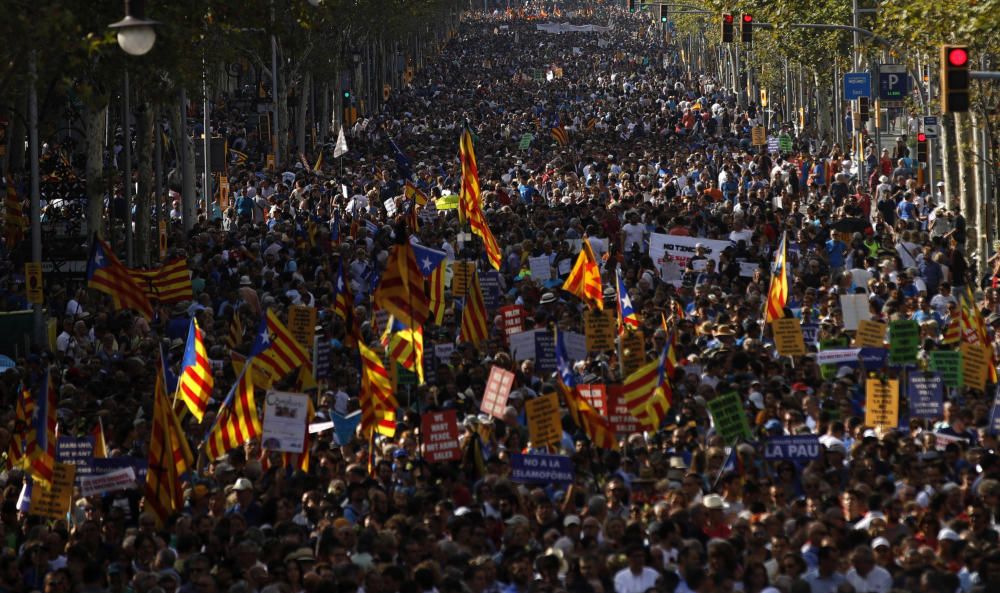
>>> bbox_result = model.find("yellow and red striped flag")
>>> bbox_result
[563,239,604,310]
[551,123,569,146]
[458,127,503,270]
[359,342,398,438]
[249,310,310,389]
[428,261,447,325]
[555,329,617,449]
[388,317,425,384]
[86,237,154,319]
[765,232,788,323]
[374,242,430,329]
[26,373,57,489]
[8,384,32,471]
[205,363,260,460]
[176,319,214,422]
[404,180,428,206]
[91,418,107,458]
[942,315,961,344]
[144,361,193,526]
[622,351,671,431]
[4,181,26,247]
[960,286,998,382]
[227,313,243,350]
[460,268,489,347]
[128,259,194,304]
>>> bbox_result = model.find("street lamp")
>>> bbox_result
[109,0,159,56]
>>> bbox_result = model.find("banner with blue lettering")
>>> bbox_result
[763,435,822,461]
[907,373,944,419]
[510,453,574,484]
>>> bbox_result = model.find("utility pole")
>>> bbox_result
[29,52,43,347]
[122,70,133,267]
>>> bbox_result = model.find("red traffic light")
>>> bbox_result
[917,133,927,142]
[742,14,753,23]
[947,47,968,67]
[723,14,733,24]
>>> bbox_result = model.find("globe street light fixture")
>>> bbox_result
[109,0,159,56]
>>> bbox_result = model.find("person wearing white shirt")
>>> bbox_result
[613,546,660,593]
[845,546,893,593]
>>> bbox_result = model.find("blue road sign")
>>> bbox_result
[879,65,908,101]
[844,72,871,100]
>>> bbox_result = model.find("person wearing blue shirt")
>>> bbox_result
[825,230,848,275]
[897,192,917,222]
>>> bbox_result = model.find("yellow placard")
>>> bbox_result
[864,378,899,429]
[287,305,317,351]
[435,194,460,210]
[585,309,616,353]
[960,342,989,391]
[158,219,168,259]
[621,331,646,375]
[855,319,887,348]
[525,392,561,449]
[751,126,767,146]
[771,318,806,356]
[266,154,276,172]
[219,177,230,209]
[24,262,43,305]
[29,463,76,521]
[451,262,474,297]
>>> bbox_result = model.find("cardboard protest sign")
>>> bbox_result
[907,373,944,419]
[706,392,753,444]
[865,378,900,429]
[621,331,646,375]
[764,435,822,461]
[526,392,562,448]
[287,305,317,351]
[29,463,76,520]
[528,256,551,281]
[840,295,869,331]
[451,262,474,296]
[888,320,920,366]
[499,305,526,336]
[961,342,990,391]
[855,320,887,348]
[577,384,608,416]
[606,385,642,436]
[930,351,963,388]
[482,366,515,419]
[421,410,462,463]
[585,309,616,352]
[510,454,574,484]
[262,391,309,453]
[771,318,806,356]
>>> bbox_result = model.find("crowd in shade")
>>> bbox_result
[2,2,1000,593]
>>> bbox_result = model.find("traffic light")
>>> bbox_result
[721,14,734,43]
[858,97,870,122]
[917,133,928,163]
[741,14,753,44]
[343,90,352,100]
[658,5,667,23]
[627,0,635,13]
[940,45,970,113]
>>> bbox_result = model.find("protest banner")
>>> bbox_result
[421,410,461,463]
[479,270,503,310]
[578,384,608,416]
[262,391,309,453]
[93,458,147,484]
[510,453,574,484]
[763,435,822,461]
[509,329,538,361]
[451,262,474,296]
[855,320,887,348]
[534,331,557,373]
[961,342,990,391]
[528,256,551,281]
[930,351,963,388]
[621,331,646,375]
[482,366,515,419]
[907,373,944,419]
[706,392,753,444]
[606,385,642,436]
[526,392,562,448]
[771,318,806,356]
[499,305,526,336]
[840,295,870,331]
[287,305,317,351]
[801,323,819,346]
[56,436,95,484]
[865,378,900,429]
[649,234,730,270]
[585,309,616,352]
[79,467,136,498]
[29,463,75,520]
[888,320,920,366]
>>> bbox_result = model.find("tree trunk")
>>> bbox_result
[813,70,829,140]
[972,112,986,280]
[8,97,26,172]
[135,101,154,266]
[277,68,290,168]
[941,111,954,208]
[170,91,197,231]
[296,71,310,159]
[84,103,107,239]
[320,81,330,143]
[956,113,974,260]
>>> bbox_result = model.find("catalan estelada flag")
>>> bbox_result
[359,342,398,438]
[249,310,310,388]
[128,259,194,304]
[458,126,502,270]
[333,260,354,322]
[374,241,430,329]
[616,268,639,334]
[8,384,32,470]
[86,237,154,319]
[27,373,57,489]
[551,123,569,146]
[460,268,489,347]
[145,358,193,526]
[555,329,617,449]
[428,262,447,325]
[176,319,214,422]
[204,364,260,460]
[563,239,603,310]
[765,232,788,323]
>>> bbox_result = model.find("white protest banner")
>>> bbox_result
[739,261,759,278]
[816,348,862,366]
[80,467,137,498]
[262,391,309,453]
[308,421,335,434]
[529,256,552,281]
[649,234,730,283]
[564,331,587,361]
[840,294,870,331]
[510,329,539,361]
[383,197,397,216]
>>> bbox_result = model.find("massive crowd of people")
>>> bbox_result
[1,3,998,593]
